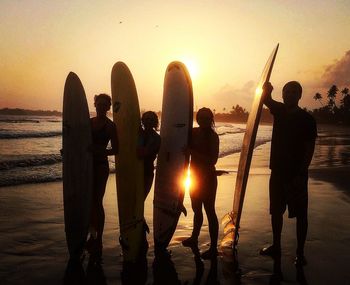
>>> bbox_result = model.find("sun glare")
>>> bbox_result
[183,166,192,196]
[181,58,199,80]
[255,86,263,97]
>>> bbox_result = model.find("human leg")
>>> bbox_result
[191,197,203,239]
[144,171,154,201]
[295,193,308,266]
[201,199,219,259]
[272,213,283,250]
[295,213,308,266]
[288,174,308,265]
[200,176,218,259]
[261,171,285,256]
[182,197,202,247]
[89,162,109,254]
[204,177,218,247]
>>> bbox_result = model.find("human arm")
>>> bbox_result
[262,82,284,113]
[299,118,317,173]
[262,81,274,108]
[299,140,315,173]
[106,121,118,156]
[210,132,219,166]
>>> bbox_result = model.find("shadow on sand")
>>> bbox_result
[63,255,107,285]
[190,245,220,285]
[269,255,309,285]
[121,257,148,285]
[152,251,181,285]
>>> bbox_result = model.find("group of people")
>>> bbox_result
[85,80,317,269]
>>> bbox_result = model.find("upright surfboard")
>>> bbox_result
[222,44,279,251]
[111,62,144,262]
[62,72,93,259]
[153,61,193,249]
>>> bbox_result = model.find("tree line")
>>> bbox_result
[0,108,62,116]
[210,105,273,124]
[2,84,349,125]
[210,84,350,125]
[312,85,350,124]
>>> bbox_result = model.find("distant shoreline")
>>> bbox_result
[1,108,348,126]
[0,108,62,116]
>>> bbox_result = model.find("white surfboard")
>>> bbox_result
[62,72,93,259]
[153,61,193,248]
[222,44,279,250]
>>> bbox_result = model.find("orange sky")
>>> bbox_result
[1,0,350,112]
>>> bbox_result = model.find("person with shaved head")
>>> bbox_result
[260,81,317,268]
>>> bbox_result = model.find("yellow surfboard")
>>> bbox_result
[111,62,144,262]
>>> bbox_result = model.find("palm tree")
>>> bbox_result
[313,92,324,106]
[340,88,350,110]
[327,85,338,111]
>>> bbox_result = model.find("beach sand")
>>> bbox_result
[1,142,350,284]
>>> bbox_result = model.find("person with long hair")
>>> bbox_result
[138,111,161,200]
[86,93,118,261]
[182,107,220,259]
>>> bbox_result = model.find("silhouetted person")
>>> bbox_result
[260,81,317,267]
[86,94,118,262]
[137,111,161,200]
[137,111,161,257]
[182,107,220,260]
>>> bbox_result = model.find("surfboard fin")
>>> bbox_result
[221,211,237,227]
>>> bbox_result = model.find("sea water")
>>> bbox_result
[0,114,275,187]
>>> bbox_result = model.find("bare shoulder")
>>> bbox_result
[211,129,219,139]
[106,118,117,132]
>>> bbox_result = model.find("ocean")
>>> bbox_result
[0,114,273,187]
[1,115,350,284]
[2,113,349,188]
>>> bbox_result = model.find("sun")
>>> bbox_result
[181,58,199,80]
[255,86,263,97]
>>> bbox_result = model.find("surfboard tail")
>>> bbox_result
[221,211,239,247]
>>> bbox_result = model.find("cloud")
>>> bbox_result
[321,50,350,88]
[211,80,256,112]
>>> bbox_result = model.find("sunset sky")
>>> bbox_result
[1,0,350,113]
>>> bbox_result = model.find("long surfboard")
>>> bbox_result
[222,44,279,251]
[153,61,193,249]
[111,62,144,262]
[62,72,93,259]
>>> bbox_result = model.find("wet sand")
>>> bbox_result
[0,142,350,284]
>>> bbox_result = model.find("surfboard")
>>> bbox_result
[222,44,279,251]
[153,61,193,249]
[62,72,93,259]
[111,62,144,262]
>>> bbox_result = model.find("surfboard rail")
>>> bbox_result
[62,72,93,259]
[153,61,193,249]
[111,61,145,262]
[221,44,279,251]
